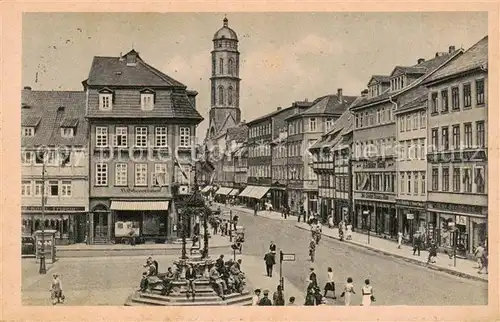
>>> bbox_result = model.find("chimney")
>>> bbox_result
[417,58,425,64]
[119,52,124,61]
[24,86,32,90]
[337,88,343,103]
[277,106,282,111]
[449,45,456,53]
[186,90,198,109]
[361,89,368,97]
[126,50,137,66]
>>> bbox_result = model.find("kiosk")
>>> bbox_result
[34,229,57,264]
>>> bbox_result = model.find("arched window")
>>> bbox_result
[228,87,233,105]
[228,59,234,75]
[219,58,224,74]
[218,86,224,105]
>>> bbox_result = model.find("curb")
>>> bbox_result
[55,244,231,257]
[294,224,487,283]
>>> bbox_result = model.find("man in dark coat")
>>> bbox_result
[185,264,197,300]
[264,251,275,277]
[308,267,318,289]
[216,254,225,270]
[258,290,273,306]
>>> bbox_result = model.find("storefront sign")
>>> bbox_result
[406,213,414,220]
[22,206,86,212]
[120,188,162,193]
[360,192,390,201]
[396,199,426,209]
[427,202,485,216]
[456,215,467,226]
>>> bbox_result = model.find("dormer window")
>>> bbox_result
[61,127,74,138]
[22,127,34,137]
[141,94,154,110]
[98,88,114,111]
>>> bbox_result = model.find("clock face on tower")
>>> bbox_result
[207,17,242,140]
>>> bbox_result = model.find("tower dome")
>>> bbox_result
[213,17,238,41]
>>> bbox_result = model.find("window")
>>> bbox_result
[463,167,472,193]
[431,128,438,151]
[96,127,108,147]
[309,118,316,131]
[432,168,439,191]
[22,127,35,137]
[441,90,449,112]
[219,58,223,74]
[228,87,233,105]
[61,180,72,197]
[135,127,148,147]
[421,172,426,194]
[406,115,411,130]
[442,167,449,191]
[476,79,485,105]
[155,127,167,147]
[325,118,333,131]
[21,180,32,196]
[115,163,128,186]
[48,180,59,196]
[413,113,418,130]
[441,127,449,151]
[464,123,472,148]
[453,167,460,192]
[179,127,191,147]
[399,117,404,132]
[431,93,438,113]
[218,86,224,105]
[475,166,485,193]
[407,172,411,194]
[114,127,128,147]
[228,59,234,75]
[451,87,459,110]
[476,121,485,148]
[141,94,154,110]
[414,172,419,194]
[452,125,460,150]
[420,139,425,159]
[99,94,112,110]
[420,111,426,129]
[135,163,148,186]
[61,128,74,138]
[22,151,33,165]
[360,113,364,127]
[463,83,472,107]
[152,163,167,186]
[34,181,43,196]
[95,163,108,186]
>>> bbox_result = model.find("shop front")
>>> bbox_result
[354,194,397,238]
[270,183,287,211]
[21,205,88,245]
[334,199,350,225]
[306,191,318,215]
[427,201,487,258]
[396,200,427,244]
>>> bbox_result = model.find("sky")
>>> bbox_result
[23,12,487,138]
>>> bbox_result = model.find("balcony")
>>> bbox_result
[427,148,487,163]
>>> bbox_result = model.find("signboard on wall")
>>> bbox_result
[406,213,414,220]
[456,215,467,226]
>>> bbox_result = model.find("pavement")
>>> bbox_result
[295,222,488,282]
[55,232,232,258]
[214,203,296,221]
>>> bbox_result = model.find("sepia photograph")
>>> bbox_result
[13,9,492,314]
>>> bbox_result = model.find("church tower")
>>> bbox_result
[207,17,241,139]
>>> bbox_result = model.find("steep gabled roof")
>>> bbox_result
[310,108,353,151]
[21,90,88,147]
[368,75,391,86]
[423,36,488,85]
[86,50,186,88]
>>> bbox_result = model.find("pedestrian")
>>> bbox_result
[323,267,336,299]
[412,232,421,256]
[288,296,296,305]
[328,215,334,229]
[185,264,197,300]
[304,287,316,306]
[272,285,285,306]
[264,251,275,277]
[254,203,259,216]
[128,227,136,246]
[361,279,374,306]
[478,251,488,274]
[252,289,261,306]
[346,222,353,240]
[474,243,485,269]
[426,241,437,264]
[397,231,403,249]
[340,277,355,306]
[216,254,225,269]
[50,273,64,305]
[258,290,273,306]
[269,240,277,262]
[307,267,318,289]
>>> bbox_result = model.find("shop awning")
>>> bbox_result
[249,186,271,200]
[215,187,232,195]
[229,189,239,196]
[238,185,255,198]
[110,201,169,211]
[201,185,212,193]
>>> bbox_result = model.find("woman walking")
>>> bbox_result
[361,279,374,306]
[50,273,64,305]
[341,277,355,306]
[323,267,336,300]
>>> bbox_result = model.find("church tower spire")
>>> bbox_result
[207,17,241,139]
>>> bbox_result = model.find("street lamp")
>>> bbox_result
[39,151,48,274]
[363,210,370,244]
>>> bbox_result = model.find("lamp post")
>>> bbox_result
[363,210,370,245]
[39,152,47,274]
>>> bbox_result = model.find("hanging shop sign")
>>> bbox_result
[427,202,485,216]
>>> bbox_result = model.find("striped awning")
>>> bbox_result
[249,186,271,200]
[110,201,169,211]
[238,185,255,198]
[201,185,212,193]
[215,187,233,195]
[228,189,239,196]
